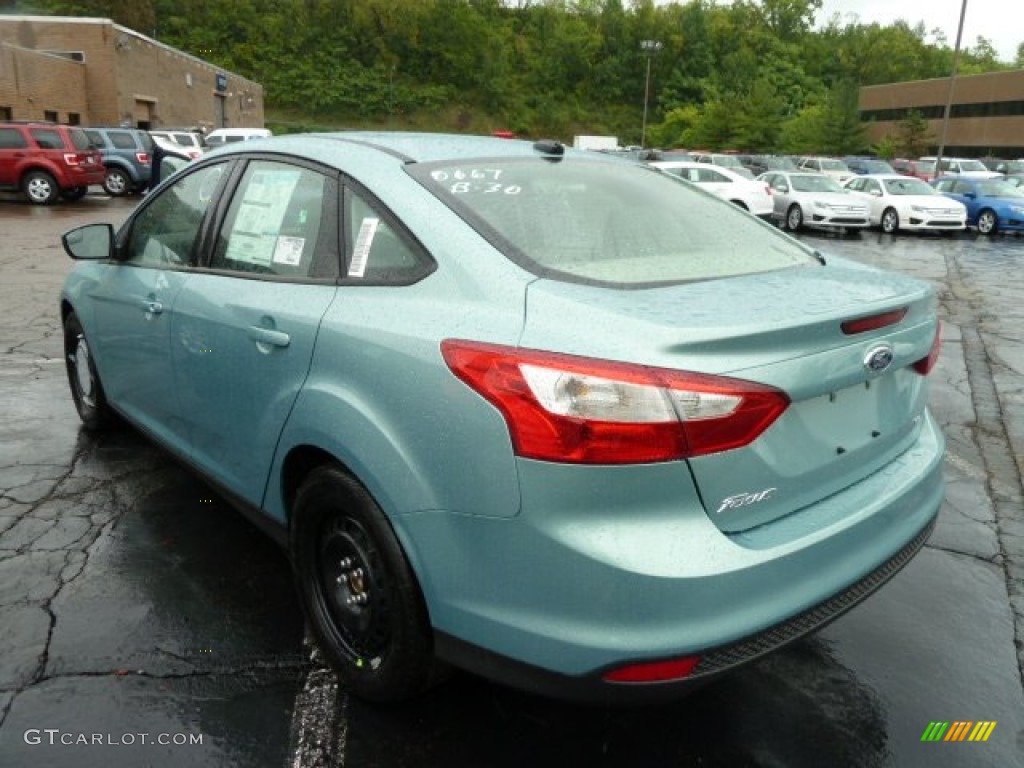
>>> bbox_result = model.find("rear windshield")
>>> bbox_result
[411,158,816,287]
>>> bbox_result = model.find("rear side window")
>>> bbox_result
[69,129,92,151]
[412,158,814,287]
[0,128,28,149]
[30,128,64,149]
[109,132,137,149]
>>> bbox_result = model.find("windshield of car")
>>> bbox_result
[977,180,1024,197]
[791,174,845,193]
[863,161,894,173]
[69,128,92,151]
[958,159,989,172]
[413,158,816,286]
[820,159,850,172]
[714,155,744,169]
[883,178,937,196]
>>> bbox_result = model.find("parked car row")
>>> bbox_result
[0,121,272,205]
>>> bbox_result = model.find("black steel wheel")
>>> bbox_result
[64,311,113,430]
[291,465,435,703]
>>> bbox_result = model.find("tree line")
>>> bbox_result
[10,0,1023,154]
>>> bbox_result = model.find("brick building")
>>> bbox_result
[860,69,1024,157]
[0,15,264,132]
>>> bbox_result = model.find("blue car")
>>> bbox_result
[60,133,945,703]
[932,175,1024,234]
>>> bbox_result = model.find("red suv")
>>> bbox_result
[0,122,106,204]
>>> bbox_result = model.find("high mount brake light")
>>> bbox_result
[441,340,789,464]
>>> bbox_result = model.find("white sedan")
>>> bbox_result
[651,161,773,218]
[759,171,870,231]
[843,174,967,234]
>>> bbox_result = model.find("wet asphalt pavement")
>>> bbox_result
[0,194,1022,767]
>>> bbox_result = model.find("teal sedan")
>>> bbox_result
[60,133,945,703]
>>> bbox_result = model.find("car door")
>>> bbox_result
[0,126,30,186]
[85,161,231,449]
[943,179,978,220]
[169,158,341,506]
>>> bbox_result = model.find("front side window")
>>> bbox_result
[124,162,228,267]
[0,128,29,149]
[412,158,815,287]
[211,160,339,279]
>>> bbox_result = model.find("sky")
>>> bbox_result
[814,0,1023,62]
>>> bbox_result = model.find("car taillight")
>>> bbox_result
[64,153,80,166]
[913,321,942,375]
[137,152,150,164]
[441,340,790,464]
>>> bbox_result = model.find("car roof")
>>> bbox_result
[210,132,608,166]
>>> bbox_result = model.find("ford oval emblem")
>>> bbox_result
[864,344,894,374]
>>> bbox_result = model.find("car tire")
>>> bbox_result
[61,186,88,202]
[64,311,113,431]
[786,204,803,231]
[976,209,998,235]
[291,465,436,703]
[22,170,60,205]
[103,168,132,197]
[881,207,899,234]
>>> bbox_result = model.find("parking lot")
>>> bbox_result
[0,193,1022,767]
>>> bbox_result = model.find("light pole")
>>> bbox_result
[640,39,662,149]
[935,0,968,174]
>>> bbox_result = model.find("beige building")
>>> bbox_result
[0,15,264,131]
[861,69,1024,157]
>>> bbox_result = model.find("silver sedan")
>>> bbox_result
[760,171,870,232]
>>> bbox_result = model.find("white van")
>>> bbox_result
[204,127,272,147]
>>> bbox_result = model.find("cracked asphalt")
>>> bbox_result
[0,195,1022,767]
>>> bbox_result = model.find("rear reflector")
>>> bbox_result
[441,340,789,464]
[913,321,942,375]
[603,656,700,683]
[841,308,907,335]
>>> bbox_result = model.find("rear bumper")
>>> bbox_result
[400,411,945,700]
[435,517,935,703]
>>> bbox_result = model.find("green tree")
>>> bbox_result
[893,109,934,158]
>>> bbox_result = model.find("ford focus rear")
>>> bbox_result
[60,134,944,703]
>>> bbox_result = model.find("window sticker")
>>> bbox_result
[272,236,305,266]
[224,169,302,267]
[349,217,379,278]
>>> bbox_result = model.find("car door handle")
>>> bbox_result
[247,326,290,348]
[143,300,163,316]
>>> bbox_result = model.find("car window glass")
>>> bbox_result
[344,190,426,282]
[124,163,227,268]
[847,178,863,191]
[30,128,63,149]
[0,128,29,149]
[109,132,136,149]
[84,130,103,147]
[415,159,814,286]
[69,129,92,151]
[211,160,338,279]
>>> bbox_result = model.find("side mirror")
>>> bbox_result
[777,185,789,193]
[963,191,976,199]
[62,224,114,260]
[870,189,882,197]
